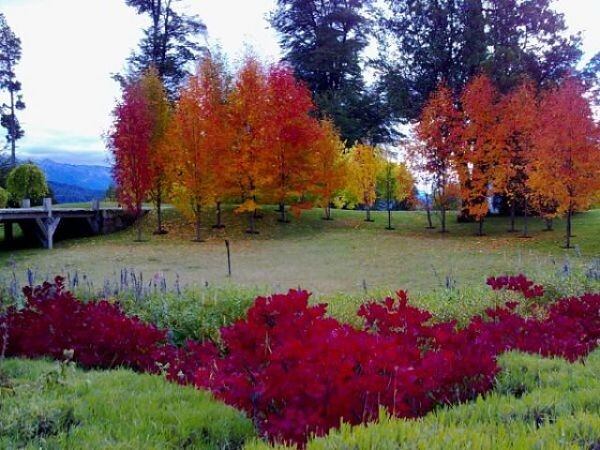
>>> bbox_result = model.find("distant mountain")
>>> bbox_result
[48,181,105,204]
[35,159,113,192]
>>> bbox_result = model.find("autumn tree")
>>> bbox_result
[167,56,229,242]
[347,144,384,222]
[460,74,500,236]
[226,57,270,234]
[413,82,462,232]
[262,66,320,223]
[109,80,153,241]
[140,68,171,234]
[530,77,600,248]
[377,159,414,230]
[311,119,347,220]
[494,79,538,235]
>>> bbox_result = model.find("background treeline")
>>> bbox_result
[412,74,599,247]
[108,58,415,241]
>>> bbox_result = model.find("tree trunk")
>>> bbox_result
[278,202,289,223]
[154,187,167,234]
[253,196,263,219]
[365,207,373,222]
[521,198,530,238]
[508,202,516,232]
[135,205,142,242]
[386,209,394,230]
[440,208,447,233]
[544,218,553,231]
[246,211,259,234]
[477,217,484,236]
[9,87,16,167]
[565,208,572,248]
[193,205,203,242]
[426,205,435,229]
[323,203,333,220]
[213,201,225,229]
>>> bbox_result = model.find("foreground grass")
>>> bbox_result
[0,358,255,449]
[249,349,600,450]
[1,207,598,297]
[3,350,598,449]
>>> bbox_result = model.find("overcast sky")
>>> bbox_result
[1,0,599,166]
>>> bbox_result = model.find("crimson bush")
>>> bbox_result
[0,274,598,446]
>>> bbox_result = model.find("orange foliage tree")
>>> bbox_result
[494,79,538,235]
[226,57,270,234]
[108,79,153,242]
[530,77,600,248]
[311,119,347,220]
[167,56,230,242]
[263,65,321,223]
[140,67,171,234]
[414,81,462,233]
[347,144,384,222]
[460,74,500,236]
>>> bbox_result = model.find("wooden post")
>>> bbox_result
[225,239,232,277]
[43,198,52,215]
[35,217,61,249]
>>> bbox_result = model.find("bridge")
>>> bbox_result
[0,199,143,249]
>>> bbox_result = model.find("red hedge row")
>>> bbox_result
[0,275,598,446]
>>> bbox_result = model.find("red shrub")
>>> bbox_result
[0,275,598,446]
[195,290,498,444]
[486,274,544,299]
[1,277,167,371]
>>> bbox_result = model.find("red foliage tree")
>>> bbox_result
[263,65,321,222]
[531,77,600,248]
[226,56,270,234]
[495,79,539,235]
[460,74,500,236]
[108,80,153,241]
[414,81,463,232]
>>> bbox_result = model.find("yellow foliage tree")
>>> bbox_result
[347,144,384,222]
[311,119,347,220]
[378,159,414,229]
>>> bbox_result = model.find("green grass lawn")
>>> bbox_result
[1,206,598,297]
[3,350,598,450]
[0,358,255,449]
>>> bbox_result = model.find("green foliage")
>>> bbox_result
[0,186,8,208]
[5,163,48,204]
[113,285,264,344]
[0,358,256,449]
[249,349,600,449]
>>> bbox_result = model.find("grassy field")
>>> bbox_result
[0,358,255,449]
[1,206,598,297]
[3,350,598,450]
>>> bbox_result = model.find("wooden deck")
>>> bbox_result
[0,201,146,249]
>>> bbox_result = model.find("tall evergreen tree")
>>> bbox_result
[377,0,582,120]
[270,0,389,145]
[0,13,25,168]
[119,0,207,98]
